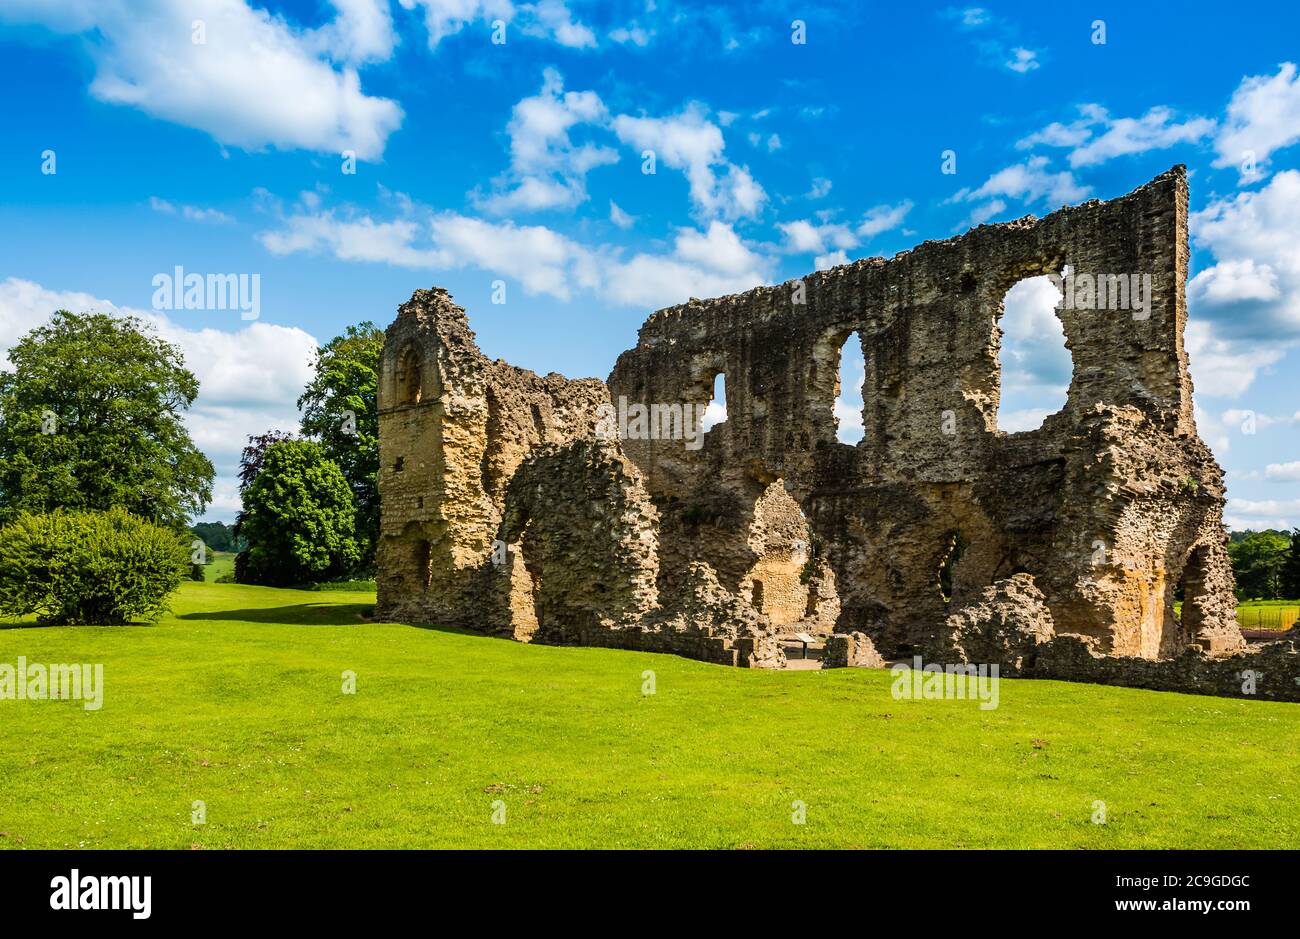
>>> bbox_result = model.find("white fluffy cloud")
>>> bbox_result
[600,222,772,308]
[949,156,1089,229]
[612,104,767,221]
[1190,170,1300,339]
[258,192,771,309]
[310,0,399,64]
[856,201,914,239]
[1265,461,1300,482]
[1181,170,1300,397]
[1225,497,1300,531]
[778,201,911,263]
[0,277,317,518]
[778,220,857,255]
[1213,62,1300,179]
[0,0,405,160]
[477,69,618,214]
[1017,104,1214,168]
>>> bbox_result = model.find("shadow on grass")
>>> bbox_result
[405,621,499,639]
[0,619,160,631]
[178,603,371,627]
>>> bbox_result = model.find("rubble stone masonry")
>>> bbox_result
[374,166,1298,701]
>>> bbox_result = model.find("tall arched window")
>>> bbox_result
[396,345,423,405]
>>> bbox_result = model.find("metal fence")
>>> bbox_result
[1236,606,1299,631]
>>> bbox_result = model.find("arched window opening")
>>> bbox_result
[701,372,727,432]
[996,274,1070,432]
[937,532,967,603]
[412,539,432,592]
[834,331,865,444]
[396,345,423,406]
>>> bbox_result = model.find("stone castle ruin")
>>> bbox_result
[375,167,1299,701]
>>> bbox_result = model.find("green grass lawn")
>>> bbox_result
[201,550,236,582]
[1,580,1297,849]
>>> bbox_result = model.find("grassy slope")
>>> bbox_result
[0,580,1297,849]
[202,551,236,582]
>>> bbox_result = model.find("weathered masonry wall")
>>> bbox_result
[375,166,1298,699]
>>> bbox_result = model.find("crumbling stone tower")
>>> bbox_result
[377,166,1257,684]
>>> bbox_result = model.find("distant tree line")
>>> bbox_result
[1228,529,1300,600]
[191,521,243,553]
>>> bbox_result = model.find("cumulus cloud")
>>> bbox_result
[0,0,405,160]
[604,222,772,308]
[1017,104,1214,168]
[814,250,850,271]
[1225,497,1300,531]
[778,220,857,255]
[609,23,652,47]
[612,104,767,221]
[1265,461,1300,482]
[521,0,596,48]
[1213,62,1300,180]
[778,201,911,264]
[943,5,1041,75]
[476,69,618,214]
[608,200,635,229]
[949,156,1089,229]
[1190,169,1300,338]
[1185,320,1288,398]
[857,200,913,239]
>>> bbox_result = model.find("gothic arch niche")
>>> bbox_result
[395,343,424,406]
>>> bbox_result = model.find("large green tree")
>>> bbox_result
[297,323,383,571]
[0,311,213,529]
[234,438,360,586]
[1227,529,1291,599]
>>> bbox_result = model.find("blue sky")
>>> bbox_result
[0,0,1297,528]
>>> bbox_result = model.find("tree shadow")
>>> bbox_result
[177,603,371,627]
[0,619,160,631]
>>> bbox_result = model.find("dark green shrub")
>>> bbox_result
[0,508,190,624]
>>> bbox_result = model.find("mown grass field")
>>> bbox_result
[1,579,1297,849]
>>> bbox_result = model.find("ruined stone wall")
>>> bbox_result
[375,288,608,632]
[606,165,1240,662]
[375,167,1272,691]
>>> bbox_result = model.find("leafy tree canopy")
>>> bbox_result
[297,322,383,569]
[0,310,213,529]
[234,438,360,586]
[1227,529,1291,600]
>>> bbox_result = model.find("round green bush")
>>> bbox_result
[0,508,190,624]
